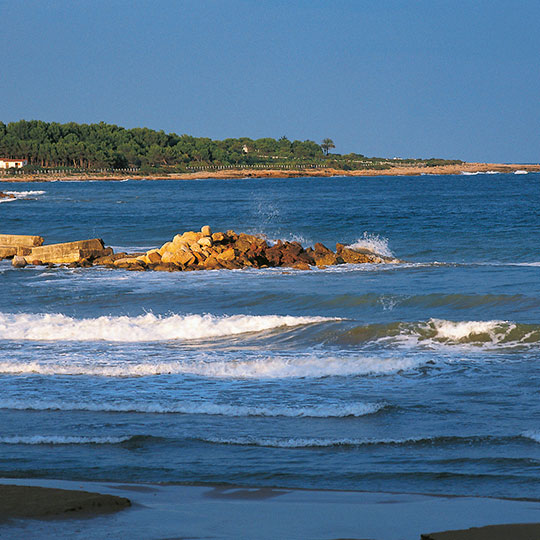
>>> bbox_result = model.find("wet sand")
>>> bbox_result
[0,484,130,522]
[422,523,540,539]
[1,162,539,182]
[1,478,539,539]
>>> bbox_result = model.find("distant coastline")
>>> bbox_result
[0,162,539,182]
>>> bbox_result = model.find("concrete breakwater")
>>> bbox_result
[1,227,399,271]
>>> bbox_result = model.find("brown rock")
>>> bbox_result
[265,243,283,266]
[313,252,340,267]
[314,242,333,255]
[145,249,162,264]
[0,192,15,199]
[114,257,145,268]
[171,251,197,267]
[0,234,43,247]
[201,225,212,237]
[198,237,213,248]
[0,247,17,260]
[216,247,236,262]
[293,262,311,270]
[336,243,377,264]
[152,263,179,272]
[28,239,109,264]
[159,241,173,255]
[180,231,202,243]
[211,232,226,243]
[202,255,222,270]
[12,256,27,268]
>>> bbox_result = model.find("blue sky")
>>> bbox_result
[1,0,539,162]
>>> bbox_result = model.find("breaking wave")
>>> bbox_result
[0,355,421,378]
[522,430,540,444]
[0,435,132,445]
[338,318,540,349]
[197,434,504,449]
[0,312,338,342]
[347,232,394,258]
[2,190,46,198]
[0,399,385,417]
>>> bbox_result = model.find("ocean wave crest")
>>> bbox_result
[0,312,338,342]
[340,318,540,349]
[0,399,385,417]
[196,434,498,449]
[0,435,131,445]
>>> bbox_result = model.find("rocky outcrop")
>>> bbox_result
[3,226,399,271]
[0,192,15,200]
[87,226,398,272]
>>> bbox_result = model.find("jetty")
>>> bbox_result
[0,227,399,271]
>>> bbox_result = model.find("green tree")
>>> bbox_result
[321,138,335,155]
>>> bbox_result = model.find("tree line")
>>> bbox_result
[0,120,332,169]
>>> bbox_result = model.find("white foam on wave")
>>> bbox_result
[460,171,500,175]
[388,318,535,349]
[198,435,430,448]
[0,198,16,204]
[0,435,131,445]
[514,170,528,175]
[347,232,394,258]
[426,318,513,342]
[0,399,384,418]
[0,354,420,379]
[3,190,46,197]
[0,312,337,342]
[522,430,540,443]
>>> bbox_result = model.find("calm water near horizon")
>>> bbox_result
[0,173,539,500]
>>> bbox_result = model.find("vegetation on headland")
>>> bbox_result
[0,120,463,175]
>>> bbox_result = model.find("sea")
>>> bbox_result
[0,173,539,501]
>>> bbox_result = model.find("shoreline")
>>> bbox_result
[1,162,539,182]
[1,478,540,539]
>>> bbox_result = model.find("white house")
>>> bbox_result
[0,158,28,169]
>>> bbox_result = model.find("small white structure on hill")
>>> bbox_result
[0,158,28,169]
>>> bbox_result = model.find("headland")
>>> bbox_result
[1,162,539,183]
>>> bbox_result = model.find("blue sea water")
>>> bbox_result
[0,173,539,500]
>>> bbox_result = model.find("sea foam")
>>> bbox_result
[0,312,337,342]
[347,232,394,258]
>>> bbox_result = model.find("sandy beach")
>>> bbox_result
[1,162,539,182]
[1,479,539,539]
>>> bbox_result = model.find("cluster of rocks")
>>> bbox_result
[1,227,398,271]
[96,226,397,272]
[0,192,15,200]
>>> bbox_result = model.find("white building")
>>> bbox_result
[0,158,28,169]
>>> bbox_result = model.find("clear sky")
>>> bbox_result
[1,0,539,162]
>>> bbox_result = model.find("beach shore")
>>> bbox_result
[1,478,539,539]
[1,162,539,182]
[0,484,130,521]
